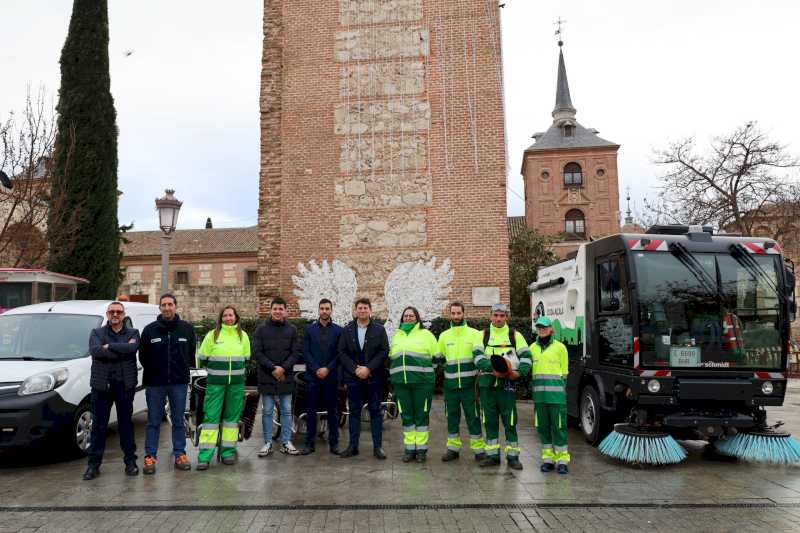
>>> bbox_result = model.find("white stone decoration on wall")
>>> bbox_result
[292,260,358,326]
[383,257,453,339]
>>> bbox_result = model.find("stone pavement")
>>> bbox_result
[0,383,799,531]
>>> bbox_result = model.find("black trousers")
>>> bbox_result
[305,378,339,448]
[88,380,137,467]
[346,380,382,450]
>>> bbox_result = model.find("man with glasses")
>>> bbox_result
[83,302,141,480]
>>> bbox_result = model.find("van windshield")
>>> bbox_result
[633,252,784,369]
[0,314,102,361]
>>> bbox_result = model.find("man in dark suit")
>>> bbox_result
[300,298,343,455]
[338,297,390,459]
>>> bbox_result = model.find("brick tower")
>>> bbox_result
[259,0,510,320]
[521,40,621,257]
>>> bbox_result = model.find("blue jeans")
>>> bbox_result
[145,384,187,458]
[262,393,293,445]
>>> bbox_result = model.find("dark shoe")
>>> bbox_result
[479,455,501,467]
[299,446,315,456]
[339,447,359,458]
[196,462,210,471]
[416,450,427,463]
[221,455,237,466]
[143,455,156,475]
[557,464,569,475]
[82,465,100,481]
[124,463,139,476]
[329,446,341,456]
[402,451,417,463]
[441,450,459,462]
[174,454,192,471]
[474,452,487,462]
[540,462,555,473]
[507,457,523,470]
[373,448,387,460]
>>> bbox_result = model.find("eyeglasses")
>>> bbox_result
[107,310,124,315]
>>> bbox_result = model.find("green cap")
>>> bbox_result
[534,316,553,328]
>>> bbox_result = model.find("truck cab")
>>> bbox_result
[531,225,795,445]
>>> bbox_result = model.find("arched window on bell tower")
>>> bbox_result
[563,162,583,187]
[565,209,586,238]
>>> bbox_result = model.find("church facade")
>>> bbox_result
[521,42,621,256]
[258,0,510,322]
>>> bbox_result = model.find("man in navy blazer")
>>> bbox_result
[300,299,344,455]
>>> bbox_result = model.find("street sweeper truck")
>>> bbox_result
[529,225,799,465]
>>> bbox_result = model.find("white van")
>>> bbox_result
[0,300,159,454]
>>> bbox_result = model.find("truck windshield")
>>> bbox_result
[0,313,102,361]
[633,252,783,369]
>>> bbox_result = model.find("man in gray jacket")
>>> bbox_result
[82,301,140,480]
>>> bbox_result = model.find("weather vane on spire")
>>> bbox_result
[554,17,566,47]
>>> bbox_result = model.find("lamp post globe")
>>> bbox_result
[155,189,182,293]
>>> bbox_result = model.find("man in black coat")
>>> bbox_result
[138,293,196,474]
[338,297,390,459]
[83,301,141,481]
[251,296,301,456]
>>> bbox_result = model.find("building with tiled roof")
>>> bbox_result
[119,224,258,320]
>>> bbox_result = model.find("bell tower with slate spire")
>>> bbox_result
[521,34,621,256]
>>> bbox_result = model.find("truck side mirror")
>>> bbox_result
[601,297,620,313]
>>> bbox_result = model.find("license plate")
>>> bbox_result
[670,346,701,367]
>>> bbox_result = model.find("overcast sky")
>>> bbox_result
[1,1,799,230]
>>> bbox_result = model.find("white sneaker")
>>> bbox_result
[258,443,272,457]
[280,441,299,455]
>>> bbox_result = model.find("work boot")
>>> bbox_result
[441,450,459,462]
[479,455,501,467]
[474,452,486,462]
[143,455,156,475]
[124,462,139,476]
[557,464,569,475]
[402,451,417,463]
[416,450,427,463]
[221,454,237,466]
[196,462,210,471]
[507,456,523,470]
[174,454,191,471]
[540,462,555,473]
[82,465,100,481]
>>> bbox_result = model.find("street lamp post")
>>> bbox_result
[155,189,182,294]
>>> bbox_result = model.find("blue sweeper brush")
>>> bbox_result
[714,428,800,465]
[599,423,687,465]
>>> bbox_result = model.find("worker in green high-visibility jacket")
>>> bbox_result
[390,306,440,463]
[195,306,250,470]
[436,301,486,462]
[473,303,531,470]
[530,316,570,475]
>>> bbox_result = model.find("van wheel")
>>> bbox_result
[71,402,93,456]
[580,386,609,446]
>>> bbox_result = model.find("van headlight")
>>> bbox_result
[18,368,69,396]
[761,381,774,395]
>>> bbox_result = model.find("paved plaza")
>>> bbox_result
[1,383,799,531]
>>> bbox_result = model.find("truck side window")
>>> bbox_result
[596,256,633,366]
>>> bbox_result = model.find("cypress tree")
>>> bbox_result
[48,0,120,298]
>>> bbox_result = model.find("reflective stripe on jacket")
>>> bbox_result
[473,324,532,388]
[198,325,251,385]
[389,323,440,385]
[530,339,568,404]
[437,323,481,390]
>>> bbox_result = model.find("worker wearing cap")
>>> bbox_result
[531,316,570,474]
[473,303,531,470]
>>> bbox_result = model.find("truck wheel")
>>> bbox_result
[580,386,608,445]
[71,401,93,456]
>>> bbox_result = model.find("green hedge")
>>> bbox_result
[196,317,536,398]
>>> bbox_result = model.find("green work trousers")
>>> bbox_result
[198,383,244,463]
[444,387,485,455]
[394,383,434,452]
[534,402,570,465]
[479,386,520,458]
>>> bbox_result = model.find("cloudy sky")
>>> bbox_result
[1,1,798,230]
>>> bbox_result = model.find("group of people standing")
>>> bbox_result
[83,294,571,481]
